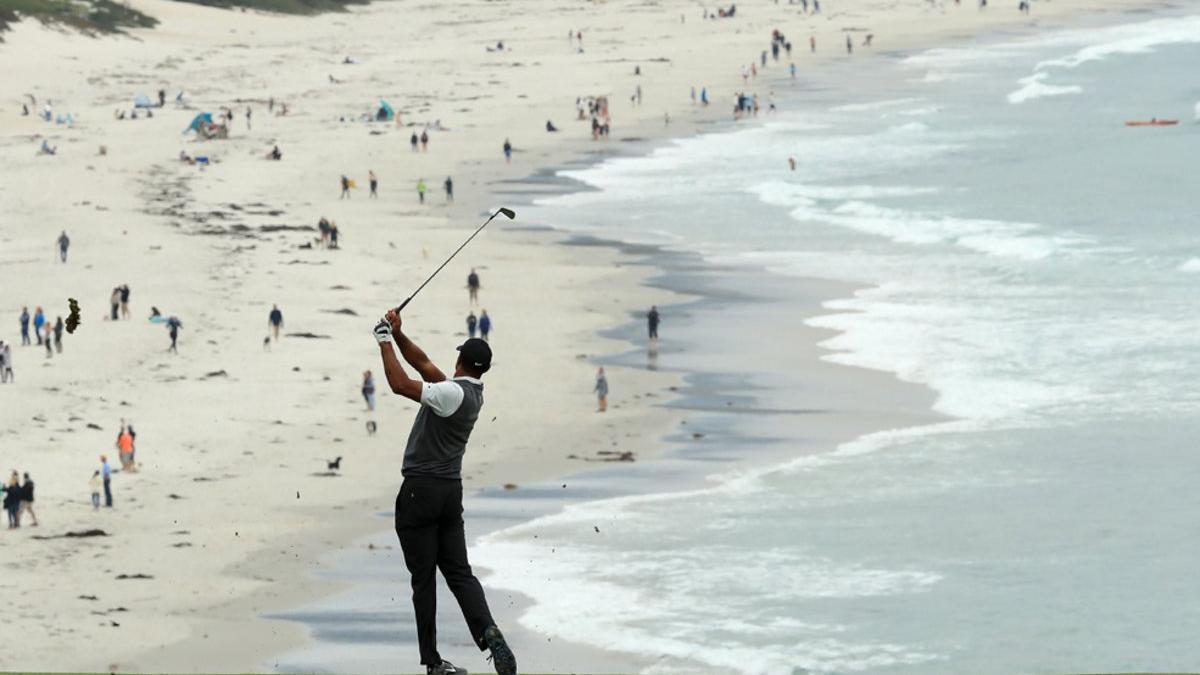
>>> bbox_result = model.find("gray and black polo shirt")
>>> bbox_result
[402,377,483,480]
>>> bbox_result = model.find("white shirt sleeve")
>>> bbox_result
[420,380,465,418]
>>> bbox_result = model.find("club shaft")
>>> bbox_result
[396,209,502,312]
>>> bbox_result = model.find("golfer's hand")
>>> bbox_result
[384,309,403,336]
[373,319,393,345]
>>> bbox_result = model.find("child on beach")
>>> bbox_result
[503,138,512,163]
[90,471,102,510]
[369,170,378,198]
[417,179,427,204]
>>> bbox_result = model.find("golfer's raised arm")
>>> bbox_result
[386,310,446,383]
[373,320,423,402]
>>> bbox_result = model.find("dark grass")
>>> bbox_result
[0,0,157,38]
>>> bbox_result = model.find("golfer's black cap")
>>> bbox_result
[457,338,492,371]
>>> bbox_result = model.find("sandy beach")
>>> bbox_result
[0,0,1166,672]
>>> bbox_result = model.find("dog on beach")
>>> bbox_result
[263,335,271,351]
[327,456,342,470]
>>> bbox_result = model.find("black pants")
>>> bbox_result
[103,478,112,507]
[395,477,495,666]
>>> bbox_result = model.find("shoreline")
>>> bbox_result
[0,0,1174,672]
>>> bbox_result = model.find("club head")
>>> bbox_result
[497,207,516,220]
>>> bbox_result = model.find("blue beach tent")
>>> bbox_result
[185,112,214,133]
[376,99,395,121]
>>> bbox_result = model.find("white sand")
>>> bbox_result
[0,0,1159,670]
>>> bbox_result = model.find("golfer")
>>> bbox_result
[374,310,517,675]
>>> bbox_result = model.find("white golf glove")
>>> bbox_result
[373,319,393,344]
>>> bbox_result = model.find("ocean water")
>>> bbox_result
[474,10,1200,675]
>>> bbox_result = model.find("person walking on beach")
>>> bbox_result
[100,455,113,507]
[318,217,331,247]
[119,284,131,319]
[417,179,427,204]
[444,176,453,203]
[19,307,30,346]
[33,307,45,345]
[467,269,480,306]
[466,311,477,339]
[166,316,182,353]
[330,221,340,248]
[0,342,8,383]
[109,287,121,320]
[19,473,36,527]
[117,425,135,471]
[846,34,853,55]
[269,305,284,342]
[810,35,816,53]
[89,470,102,510]
[594,367,609,412]
[1,343,11,383]
[363,370,377,411]
[647,305,661,343]
[369,170,379,198]
[44,328,53,358]
[410,132,419,152]
[3,473,20,528]
[503,138,512,163]
[478,310,491,342]
[53,316,63,353]
[245,106,252,130]
[57,230,70,263]
[341,175,352,199]
[420,130,429,152]
[371,312,517,675]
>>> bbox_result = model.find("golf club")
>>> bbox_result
[394,207,515,312]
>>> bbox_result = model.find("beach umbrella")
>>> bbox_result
[378,99,395,121]
[185,112,214,133]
